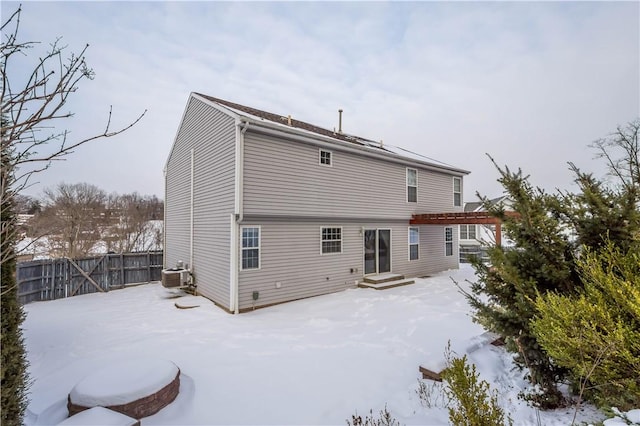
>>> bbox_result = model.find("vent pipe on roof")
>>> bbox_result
[287,115,292,126]
[338,109,343,133]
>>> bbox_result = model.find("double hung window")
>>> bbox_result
[460,224,476,240]
[445,227,453,257]
[453,177,461,207]
[407,169,417,203]
[241,227,260,269]
[321,227,342,254]
[409,227,419,260]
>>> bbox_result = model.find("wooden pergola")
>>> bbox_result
[410,211,519,246]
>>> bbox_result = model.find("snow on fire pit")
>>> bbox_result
[67,359,180,420]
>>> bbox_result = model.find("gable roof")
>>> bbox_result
[196,93,383,148]
[191,92,469,175]
[464,195,512,212]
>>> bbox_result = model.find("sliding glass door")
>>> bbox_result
[363,229,391,274]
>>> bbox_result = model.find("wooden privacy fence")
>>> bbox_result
[17,251,163,305]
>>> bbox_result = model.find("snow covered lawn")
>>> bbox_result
[23,264,604,425]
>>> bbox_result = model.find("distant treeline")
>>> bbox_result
[18,183,164,259]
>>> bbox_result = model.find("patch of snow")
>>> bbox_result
[58,406,138,425]
[69,359,178,407]
[628,409,640,423]
[603,408,640,426]
[22,265,610,425]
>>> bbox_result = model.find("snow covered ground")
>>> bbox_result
[23,264,607,425]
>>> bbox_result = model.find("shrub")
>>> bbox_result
[441,348,512,426]
[347,405,400,426]
[532,243,640,410]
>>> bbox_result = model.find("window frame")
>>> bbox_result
[460,224,476,240]
[445,226,454,257]
[320,226,343,255]
[453,177,461,207]
[407,168,418,203]
[408,227,419,261]
[240,226,261,270]
[319,149,332,167]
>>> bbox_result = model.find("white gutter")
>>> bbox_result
[230,120,249,314]
[190,148,194,273]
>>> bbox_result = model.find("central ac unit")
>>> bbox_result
[161,269,189,288]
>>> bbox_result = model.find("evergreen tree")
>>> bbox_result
[464,120,640,408]
[1,115,30,425]
[554,165,640,252]
[463,162,576,408]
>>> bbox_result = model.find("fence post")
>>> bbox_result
[147,252,151,282]
[65,258,70,299]
[120,253,125,287]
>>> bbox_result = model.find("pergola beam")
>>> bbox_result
[410,211,519,246]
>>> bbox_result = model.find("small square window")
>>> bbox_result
[319,150,332,166]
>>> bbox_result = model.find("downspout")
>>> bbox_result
[190,148,194,273]
[230,120,249,314]
[238,121,248,224]
[163,166,167,269]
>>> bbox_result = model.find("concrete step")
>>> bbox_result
[358,278,415,290]
[362,273,405,284]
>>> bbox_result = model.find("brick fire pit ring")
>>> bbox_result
[67,359,180,419]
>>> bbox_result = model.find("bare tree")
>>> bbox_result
[32,182,107,258]
[591,119,640,192]
[1,5,146,268]
[1,6,144,423]
[105,192,163,253]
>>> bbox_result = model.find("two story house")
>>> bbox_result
[164,93,469,313]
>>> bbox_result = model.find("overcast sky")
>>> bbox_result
[5,1,639,202]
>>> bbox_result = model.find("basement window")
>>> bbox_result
[241,226,260,270]
[319,149,332,166]
[321,227,342,254]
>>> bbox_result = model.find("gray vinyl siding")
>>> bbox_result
[402,225,459,276]
[237,220,459,310]
[242,132,463,220]
[165,96,236,309]
[165,99,195,272]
